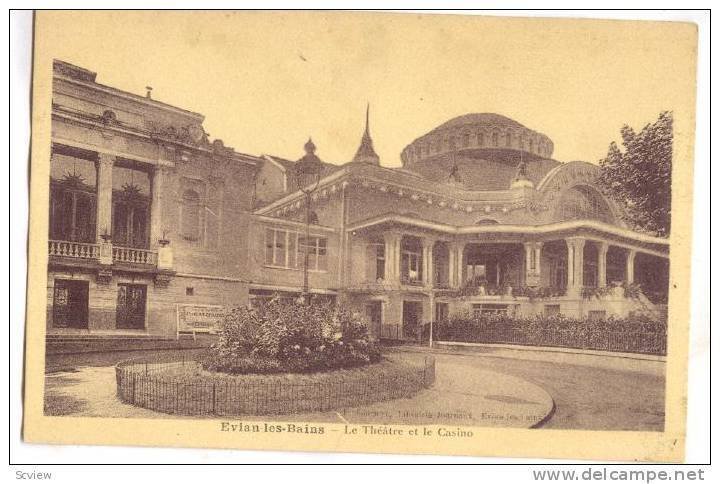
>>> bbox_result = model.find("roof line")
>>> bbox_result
[55,73,205,121]
[346,214,669,247]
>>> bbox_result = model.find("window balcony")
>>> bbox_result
[48,240,100,260]
[48,240,158,267]
[112,246,157,265]
[400,275,425,287]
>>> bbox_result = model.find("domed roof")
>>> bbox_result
[399,112,559,191]
[401,112,555,166]
[428,113,527,134]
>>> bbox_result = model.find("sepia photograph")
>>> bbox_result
[18,9,703,463]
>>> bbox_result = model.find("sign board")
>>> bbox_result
[176,304,226,339]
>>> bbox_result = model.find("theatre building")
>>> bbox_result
[45,61,669,342]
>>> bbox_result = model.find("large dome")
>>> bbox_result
[401,113,554,164]
[399,113,558,190]
[428,113,528,133]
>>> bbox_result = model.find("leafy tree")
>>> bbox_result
[598,111,672,237]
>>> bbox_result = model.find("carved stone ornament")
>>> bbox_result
[188,124,205,144]
[96,267,113,285]
[154,270,174,288]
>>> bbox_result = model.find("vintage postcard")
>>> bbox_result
[23,11,698,461]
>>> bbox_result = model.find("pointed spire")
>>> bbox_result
[351,103,380,165]
[365,102,370,134]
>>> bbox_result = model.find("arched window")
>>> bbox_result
[181,189,201,241]
[506,131,512,147]
[112,164,151,248]
[529,138,535,153]
[49,151,97,243]
[477,131,485,147]
[492,132,499,147]
[556,186,613,223]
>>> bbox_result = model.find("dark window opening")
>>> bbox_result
[116,284,147,330]
[52,279,89,329]
[49,153,97,243]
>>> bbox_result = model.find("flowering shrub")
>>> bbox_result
[202,297,381,374]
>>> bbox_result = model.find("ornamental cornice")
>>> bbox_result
[52,105,259,167]
[261,171,547,219]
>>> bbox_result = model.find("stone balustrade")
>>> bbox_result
[48,239,159,266]
[48,240,100,260]
[112,246,158,265]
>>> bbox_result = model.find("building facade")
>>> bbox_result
[45,61,670,340]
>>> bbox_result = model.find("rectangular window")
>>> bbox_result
[544,304,561,317]
[435,302,449,322]
[375,244,385,280]
[473,303,509,315]
[401,250,421,283]
[265,228,275,265]
[204,179,223,249]
[317,238,328,271]
[467,264,487,282]
[299,235,328,271]
[288,232,297,268]
[588,310,606,321]
[274,230,287,266]
[264,229,327,271]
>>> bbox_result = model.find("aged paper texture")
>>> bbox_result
[23,11,698,461]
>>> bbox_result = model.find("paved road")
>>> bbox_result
[44,347,665,431]
[411,350,665,431]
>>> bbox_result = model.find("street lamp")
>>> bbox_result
[295,137,323,301]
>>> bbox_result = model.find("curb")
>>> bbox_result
[433,341,666,362]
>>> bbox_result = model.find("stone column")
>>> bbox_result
[149,166,167,249]
[96,153,114,243]
[96,153,114,271]
[448,242,456,288]
[421,238,435,288]
[626,249,637,285]
[384,233,401,283]
[523,241,543,286]
[452,242,466,288]
[597,241,609,287]
[566,237,586,296]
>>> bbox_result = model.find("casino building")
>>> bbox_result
[45,61,670,342]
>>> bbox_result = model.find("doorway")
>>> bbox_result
[435,302,449,323]
[365,301,382,338]
[402,300,423,340]
[53,279,89,329]
[116,283,147,329]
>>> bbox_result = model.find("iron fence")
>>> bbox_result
[116,353,435,416]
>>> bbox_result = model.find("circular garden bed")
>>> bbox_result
[116,355,435,416]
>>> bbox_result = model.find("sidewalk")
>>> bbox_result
[394,343,665,377]
[44,352,555,429]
